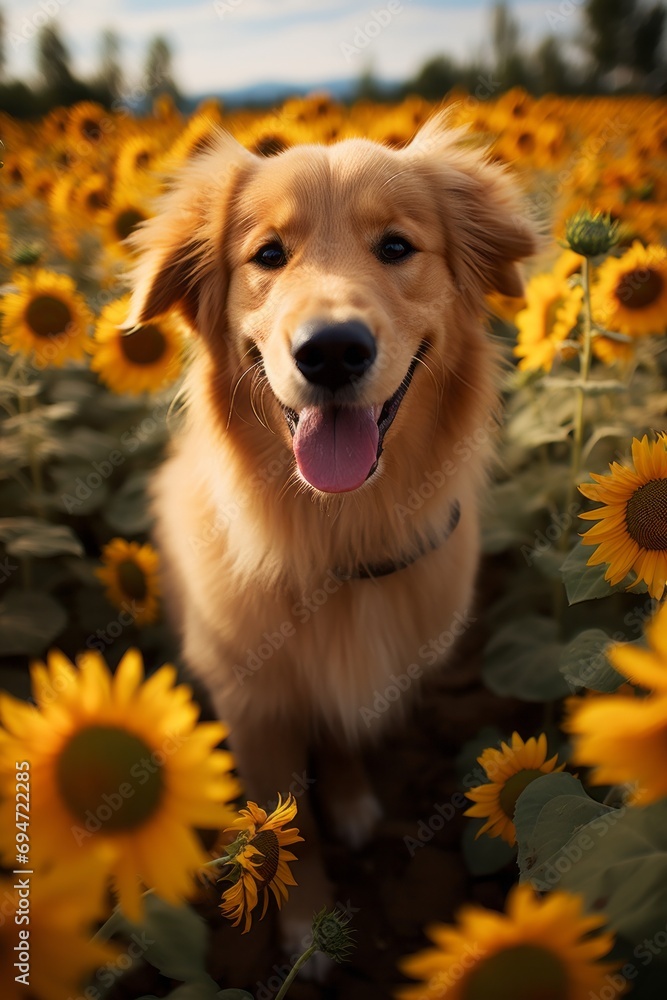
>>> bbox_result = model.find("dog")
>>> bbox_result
[126,109,537,950]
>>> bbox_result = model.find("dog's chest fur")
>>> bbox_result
[152,374,486,743]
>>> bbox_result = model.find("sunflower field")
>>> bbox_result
[1,90,667,1000]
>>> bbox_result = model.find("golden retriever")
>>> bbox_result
[126,110,537,951]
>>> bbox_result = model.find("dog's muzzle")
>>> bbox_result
[281,325,427,494]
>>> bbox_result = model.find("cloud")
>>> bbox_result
[2,0,578,96]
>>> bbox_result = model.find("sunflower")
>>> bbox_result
[28,167,57,204]
[90,294,185,394]
[565,601,667,804]
[0,855,116,1000]
[0,216,9,264]
[591,332,634,367]
[513,274,583,372]
[464,732,566,845]
[167,110,224,165]
[0,648,240,921]
[101,186,155,259]
[1,153,31,207]
[74,171,112,221]
[48,172,77,217]
[116,134,162,181]
[67,101,108,145]
[592,241,667,336]
[47,175,80,257]
[0,269,92,367]
[486,290,526,324]
[579,434,667,599]
[40,105,70,144]
[397,884,618,1000]
[219,794,302,933]
[96,537,161,626]
[553,249,583,282]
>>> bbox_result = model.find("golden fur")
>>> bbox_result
[128,112,537,945]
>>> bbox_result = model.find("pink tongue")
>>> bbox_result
[293,406,379,493]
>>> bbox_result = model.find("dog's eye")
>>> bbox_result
[253,242,287,268]
[376,236,416,264]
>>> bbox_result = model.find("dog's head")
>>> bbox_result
[128,112,537,495]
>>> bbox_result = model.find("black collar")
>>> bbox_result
[337,500,461,581]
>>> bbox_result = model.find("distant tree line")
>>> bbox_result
[0,0,665,118]
[359,0,666,102]
[0,17,180,118]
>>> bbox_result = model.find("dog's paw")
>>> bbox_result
[331,790,383,850]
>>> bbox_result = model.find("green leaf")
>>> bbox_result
[542,377,625,395]
[168,984,231,1000]
[0,376,42,399]
[105,471,153,534]
[561,540,648,605]
[559,800,667,959]
[0,590,67,655]
[54,426,120,462]
[482,615,571,702]
[559,628,626,693]
[47,378,99,405]
[515,772,588,853]
[515,773,616,889]
[504,391,575,449]
[531,549,566,581]
[98,895,210,982]
[6,523,84,559]
[591,328,633,343]
[3,402,78,430]
[50,464,110,516]
[462,820,515,875]
[0,517,45,542]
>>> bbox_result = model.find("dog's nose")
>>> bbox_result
[292,321,377,392]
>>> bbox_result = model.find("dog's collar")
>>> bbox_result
[337,500,461,581]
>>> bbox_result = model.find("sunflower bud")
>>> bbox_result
[563,209,619,258]
[11,242,43,266]
[311,907,356,963]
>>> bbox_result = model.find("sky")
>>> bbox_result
[3,0,581,97]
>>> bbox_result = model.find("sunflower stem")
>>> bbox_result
[16,365,46,518]
[275,945,318,1000]
[561,255,594,554]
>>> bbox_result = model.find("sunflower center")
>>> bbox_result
[56,725,163,831]
[81,118,102,141]
[25,295,72,339]
[499,770,547,820]
[517,132,535,153]
[615,268,663,310]
[462,945,568,1000]
[117,559,148,600]
[250,830,280,886]
[626,479,667,550]
[114,208,146,242]
[120,324,167,365]
[87,189,109,211]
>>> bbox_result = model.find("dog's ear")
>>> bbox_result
[126,131,255,330]
[409,111,539,306]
